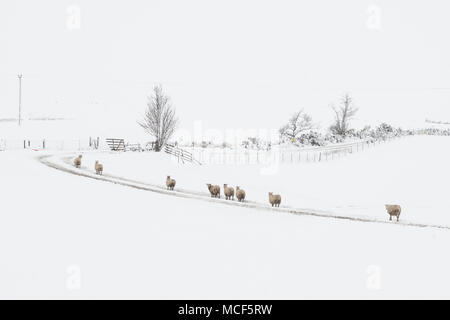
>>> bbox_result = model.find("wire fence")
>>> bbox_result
[165,144,202,165]
[0,137,103,151]
[0,135,399,166]
[189,136,401,165]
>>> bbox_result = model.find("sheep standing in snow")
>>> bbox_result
[268,192,281,207]
[206,184,220,198]
[385,204,401,222]
[73,155,82,168]
[95,160,103,175]
[236,186,246,202]
[166,176,176,190]
[223,184,235,200]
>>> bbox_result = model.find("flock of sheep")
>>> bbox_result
[170,179,281,206]
[203,183,281,206]
[73,155,103,175]
[73,155,402,221]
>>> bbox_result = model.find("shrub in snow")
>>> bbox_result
[242,137,271,150]
[423,128,450,136]
[279,110,315,143]
[297,131,326,146]
[324,132,345,144]
[356,126,372,139]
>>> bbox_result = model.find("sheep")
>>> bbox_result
[268,192,281,207]
[385,204,401,222]
[206,184,220,198]
[73,155,82,168]
[236,186,246,202]
[95,160,103,175]
[223,184,235,200]
[166,176,176,190]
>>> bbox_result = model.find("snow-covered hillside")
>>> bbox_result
[1,145,450,299]
[66,135,450,227]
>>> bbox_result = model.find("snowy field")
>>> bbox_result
[73,135,450,227]
[1,135,450,299]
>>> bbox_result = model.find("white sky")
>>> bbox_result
[1,0,450,137]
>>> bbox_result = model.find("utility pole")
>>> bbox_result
[18,74,23,126]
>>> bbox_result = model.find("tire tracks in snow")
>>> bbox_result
[38,153,450,231]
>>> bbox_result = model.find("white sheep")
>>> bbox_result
[166,176,176,190]
[385,204,401,222]
[95,160,103,175]
[268,192,281,207]
[73,155,82,168]
[206,184,220,198]
[223,184,235,200]
[236,186,246,202]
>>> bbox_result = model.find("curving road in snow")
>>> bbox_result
[39,147,450,231]
[2,138,450,299]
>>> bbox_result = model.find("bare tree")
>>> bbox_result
[330,93,358,136]
[279,110,314,142]
[139,85,178,151]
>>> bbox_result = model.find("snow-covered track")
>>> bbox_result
[38,153,450,231]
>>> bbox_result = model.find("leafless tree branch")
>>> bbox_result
[330,93,358,136]
[279,109,315,142]
[138,85,178,151]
